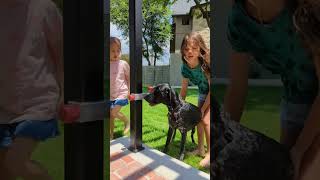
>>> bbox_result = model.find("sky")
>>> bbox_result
[110,23,170,66]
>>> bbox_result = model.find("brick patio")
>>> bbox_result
[110,136,210,180]
[111,151,166,180]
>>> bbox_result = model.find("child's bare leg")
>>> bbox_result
[197,124,205,154]
[112,105,129,134]
[4,137,52,180]
[189,124,205,157]
[110,108,117,140]
[110,106,122,137]
[117,112,130,134]
[0,148,15,180]
[200,108,210,168]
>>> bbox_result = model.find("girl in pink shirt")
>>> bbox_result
[109,37,130,140]
[0,0,62,179]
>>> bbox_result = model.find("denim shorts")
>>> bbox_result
[280,99,312,132]
[110,98,129,109]
[198,93,207,109]
[0,119,59,148]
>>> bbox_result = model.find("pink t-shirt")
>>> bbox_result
[0,0,63,124]
[110,60,130,100]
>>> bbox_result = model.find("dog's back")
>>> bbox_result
[173,101,201,132]
[211,98,294,180]
[144,83,203,160]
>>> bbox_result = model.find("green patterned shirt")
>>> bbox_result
[227,0,318,103]
[181,63,209,95]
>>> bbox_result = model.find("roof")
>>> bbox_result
[171,0,195,16]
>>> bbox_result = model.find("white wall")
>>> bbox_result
[169,53,184,86]
[173,16,192,53]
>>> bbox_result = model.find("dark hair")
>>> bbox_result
[293,1,320,55]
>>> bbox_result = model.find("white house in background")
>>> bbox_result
[169,0,210,86]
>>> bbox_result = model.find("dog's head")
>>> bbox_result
[144,83,176,106]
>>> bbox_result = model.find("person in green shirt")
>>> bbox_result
[224,0,320,179]
[292,1,320,179]
[179,32,211,168]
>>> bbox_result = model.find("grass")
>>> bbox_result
[31,85,284,179]
[32,124,65,180]
[214,85,283,141]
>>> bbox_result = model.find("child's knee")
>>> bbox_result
[201,116,210,127]
[110,111,117,119]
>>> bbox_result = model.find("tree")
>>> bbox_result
[192,0,210,28]
[111,0,172,66]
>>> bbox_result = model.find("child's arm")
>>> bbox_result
[223,50,251,122]
[291,56,320,180]
[44,3,64,105]
[180,78,189,100]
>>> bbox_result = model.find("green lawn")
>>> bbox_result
[32,125,64,180]
[214,85,283,141]
[32,85,284,179]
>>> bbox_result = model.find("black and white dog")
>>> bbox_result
[211,97,294,180]
[144,83,202,160]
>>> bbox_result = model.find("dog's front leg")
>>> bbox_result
[163,127,174,153]
[178,132,187,160]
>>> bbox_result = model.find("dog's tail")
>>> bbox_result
[191,127,195,143]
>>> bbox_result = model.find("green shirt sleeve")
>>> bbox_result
[227,8,249,53]
[181,63,190,79]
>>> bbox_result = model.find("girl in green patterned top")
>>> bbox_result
[292,1,320,179]
[179,32,210,168]
[224,0,320,179]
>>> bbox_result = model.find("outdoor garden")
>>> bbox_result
[31,84,283,179]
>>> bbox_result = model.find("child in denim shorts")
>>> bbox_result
[109,37,130,140]
[0,0,62,179]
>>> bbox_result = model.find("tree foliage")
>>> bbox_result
[111,0,173,66]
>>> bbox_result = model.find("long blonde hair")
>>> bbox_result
[180,32,211,78]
